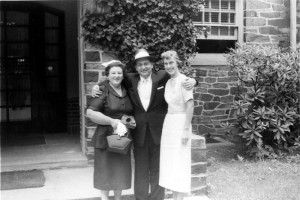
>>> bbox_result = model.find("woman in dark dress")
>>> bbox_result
[86,60,134,200]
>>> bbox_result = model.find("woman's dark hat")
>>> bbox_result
[134,49,155,64]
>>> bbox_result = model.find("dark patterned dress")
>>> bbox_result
[88,81,133,190]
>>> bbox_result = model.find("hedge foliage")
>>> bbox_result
[82,0,204,73]
[228,44,300,158]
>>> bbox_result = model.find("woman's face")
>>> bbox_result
[108,66,123,87]
[163,57,179,77]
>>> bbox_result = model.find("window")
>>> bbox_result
[190,0,243,64]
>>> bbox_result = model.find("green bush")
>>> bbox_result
[82,0,204,73]
[227,44,300,158]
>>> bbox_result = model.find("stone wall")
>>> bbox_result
[244,0,300,47]
[191,66,238,136]
[83,47,117,159]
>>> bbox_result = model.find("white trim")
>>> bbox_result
[290,0,296,50]
[78,0,86,155]
[236,0,244,44]
[197,35,237,40]
[193,23,237,27]
[189,54,227,66]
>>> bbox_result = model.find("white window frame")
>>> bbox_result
[189,0,243,66]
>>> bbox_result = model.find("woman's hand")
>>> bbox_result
[91,85,102,97]
[182,128,190,145]
[182,78,196,90]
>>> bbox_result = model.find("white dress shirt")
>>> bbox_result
[137,75,152,111]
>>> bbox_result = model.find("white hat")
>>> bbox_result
[134,49,155,63]
[102,60,125,68]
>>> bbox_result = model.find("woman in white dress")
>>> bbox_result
[159,50,194,200]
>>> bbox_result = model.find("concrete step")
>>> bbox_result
[1,159,90,172]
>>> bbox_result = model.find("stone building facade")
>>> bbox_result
[188,0,300,137]
[80,0,299,157]
[79,0,299,195]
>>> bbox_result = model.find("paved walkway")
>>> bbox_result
[1,166,210,200]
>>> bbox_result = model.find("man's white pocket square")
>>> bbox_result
[157,86,164,90]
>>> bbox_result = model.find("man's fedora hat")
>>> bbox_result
[134,49,155,63]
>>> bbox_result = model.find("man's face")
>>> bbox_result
[135,58,153,79]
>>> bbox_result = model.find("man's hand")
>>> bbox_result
[114,121,128,137]
[182,78,196,90]
[110,119,121,133]
[91,85,102,97]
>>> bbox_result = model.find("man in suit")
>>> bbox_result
[92,49,196,200]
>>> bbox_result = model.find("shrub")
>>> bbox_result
[227,44,300,159]
[81,0,204,74]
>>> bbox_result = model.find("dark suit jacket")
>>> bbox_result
[98,70,170,147]
[123,70,170,147]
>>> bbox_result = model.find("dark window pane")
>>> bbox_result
[1,108,7,122]
[221,13,229,23]
[196,39,236,53]
[204,0,209,8]
[211,12,219,23]
[7,11,29,25]
[45,29,59,43]
[45,45,58,59]
[211,0,219,9]
[8,91,31,107]
[6,27,29,41]
[7,43,29,57]
[0,59,3,74]
[45,12,59,28]
[192,13,203,22]
[6,58,30,74]
[0,43,3,57]
[1,92,7,106]
[230,0,235,10]
[47,77,60,92]
[220,27,229,35]
[221,0,229,9]
[211,27,219,35]
[46,61,59,76]
[230,13,235,23]
[9,107,31,121]
[205,12,210,22]
[230,27,235,36]
[1,75,6,90]
[0,11,4,26]
[7,75,30,90]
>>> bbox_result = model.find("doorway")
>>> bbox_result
[0,2,67,139]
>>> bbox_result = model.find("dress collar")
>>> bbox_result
[106,82,127,97]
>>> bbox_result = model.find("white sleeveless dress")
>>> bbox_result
[159,73,193,193]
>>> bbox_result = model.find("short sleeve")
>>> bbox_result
[181,75,194,102]
[87,93,106,112]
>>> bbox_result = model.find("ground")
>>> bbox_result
[206,142,300,200]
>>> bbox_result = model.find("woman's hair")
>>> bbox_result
[161,50,182,65]
[104,61,125,76]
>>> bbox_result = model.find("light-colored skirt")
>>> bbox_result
[159,113,191,193]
